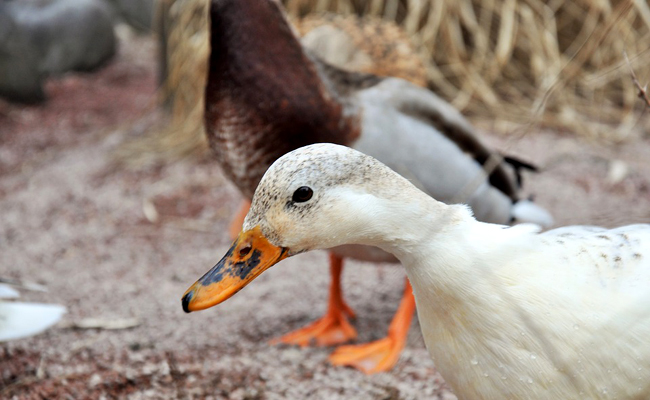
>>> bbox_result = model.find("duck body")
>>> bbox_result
[353,78,519,224]
[407,220,650,399]
[183,144,650,399]
[327,187,650,398]
[204,0,546,227]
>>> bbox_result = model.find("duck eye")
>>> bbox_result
[292,186,313,203]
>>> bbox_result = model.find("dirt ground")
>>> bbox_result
[1,35,649,400]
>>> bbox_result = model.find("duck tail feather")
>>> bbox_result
[502,155,539,188]
[511,199,554,228]
[502,155,538,172]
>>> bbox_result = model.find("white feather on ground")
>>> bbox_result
[0,282,66,342]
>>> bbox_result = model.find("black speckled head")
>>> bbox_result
[181,144,431,313]
[243,143,408,252]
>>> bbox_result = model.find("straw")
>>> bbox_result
[116,0,650,167]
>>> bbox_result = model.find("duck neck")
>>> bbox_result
[208,0,320,102]
[352,186,511,332]
[374,196,537,395]
[353,187,476,266]
[206,0,359,197]
[400,212,495,311]
[371,196,500,313]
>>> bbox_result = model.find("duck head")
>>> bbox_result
[182,144,422,313]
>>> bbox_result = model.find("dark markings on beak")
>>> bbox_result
[196,247,263,286]
[181,240,288,314]
[182,292,193,313]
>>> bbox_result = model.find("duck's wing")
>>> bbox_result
[0,302,66,342]
[0,277,47,292]
[344,77,527,224]
[364,78,521,200]
[314,63,552,225]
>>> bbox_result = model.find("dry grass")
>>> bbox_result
[293,13,428,86]
[115,0,427,166]
[285,0,650,141]
[116,0,650,166]
[114,0,211,167]
[626,51,650,109]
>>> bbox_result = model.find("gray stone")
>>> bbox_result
[0,4,44,102]
[0,0,116,103]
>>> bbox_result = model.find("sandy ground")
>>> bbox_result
[1,36,650,399]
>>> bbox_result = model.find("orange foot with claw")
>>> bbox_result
[271,254,357,346]
[329,336,404,373]
[269,250,416,374]
[271,303,357,347]
[229,199,251,239]
[330,279,415,374]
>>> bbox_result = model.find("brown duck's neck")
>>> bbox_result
[205,0,359,197]
[208,0,318,98]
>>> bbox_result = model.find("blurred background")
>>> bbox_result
[1,0,650,398]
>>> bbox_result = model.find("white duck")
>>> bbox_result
[184,144,650,399]
[0,278,66,342]
[192,0,553,374]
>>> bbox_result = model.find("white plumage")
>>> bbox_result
[0,281,66,342]
[240,143,650,399]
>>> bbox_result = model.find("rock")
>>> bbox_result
[23,0,117,74]
[0,4,45,102]
[0,0,116,103]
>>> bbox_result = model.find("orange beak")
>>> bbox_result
[181,226,288,313]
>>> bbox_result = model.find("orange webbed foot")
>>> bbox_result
[271,253,357,346]
[270,308,357,347]
[330,279,416,374]
[329,335,405,374]
[228,199,251,239]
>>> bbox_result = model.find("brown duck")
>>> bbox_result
[184,0,553,374]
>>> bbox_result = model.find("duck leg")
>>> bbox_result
[229,199,252,239]
[329,278,415,374]
[271,253,357,346]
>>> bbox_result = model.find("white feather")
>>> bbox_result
[511,199,554,227]
[0,284,20,299]
[0,302,66,342]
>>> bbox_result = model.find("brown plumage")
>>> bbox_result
[206,0,369,197]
